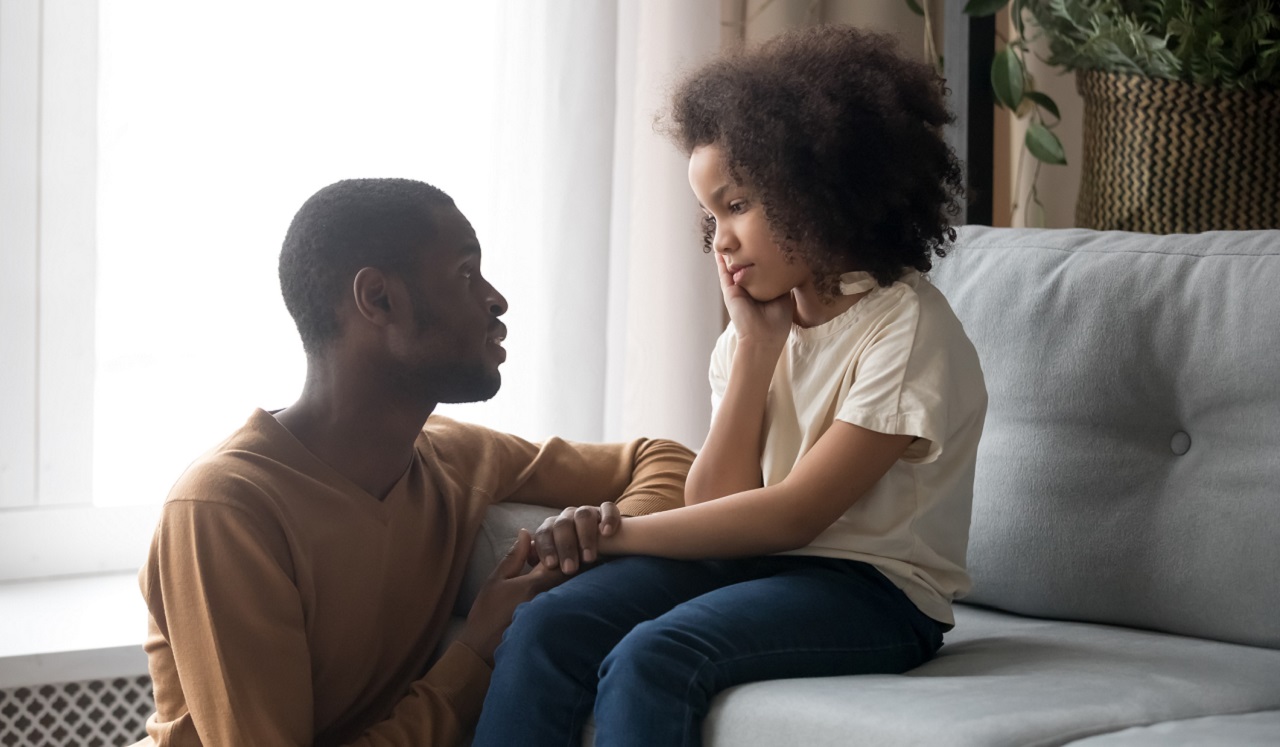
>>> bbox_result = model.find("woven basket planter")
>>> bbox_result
[1075,70,1280,233]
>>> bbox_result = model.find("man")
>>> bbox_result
[135,178,692,746]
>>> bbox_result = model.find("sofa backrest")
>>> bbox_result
[930,227,1280,649]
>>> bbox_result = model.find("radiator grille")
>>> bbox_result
[0,675,152,747]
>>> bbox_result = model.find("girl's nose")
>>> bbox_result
[713,227,738,254]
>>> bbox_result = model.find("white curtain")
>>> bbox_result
[442,0,724,450]
[93,1,723,507]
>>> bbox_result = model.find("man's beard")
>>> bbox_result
[410,360,501,404]
[438,364,501,404]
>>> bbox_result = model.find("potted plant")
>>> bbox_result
[912,0,1280,232]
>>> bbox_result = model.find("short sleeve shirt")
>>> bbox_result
[710,270,987,625]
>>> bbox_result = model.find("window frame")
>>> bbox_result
[0,1,129,583]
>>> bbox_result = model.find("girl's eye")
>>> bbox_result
[728,200,747,214]
[700,213,716,226]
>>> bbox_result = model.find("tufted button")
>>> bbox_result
[1170,431,1191,456]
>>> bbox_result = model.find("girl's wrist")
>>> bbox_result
[733,338,785,368]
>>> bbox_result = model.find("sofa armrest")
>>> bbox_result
[454,503,561,617]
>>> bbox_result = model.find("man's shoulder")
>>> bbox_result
[420,414,547,497]
[420,414,515,466]
[162,412,296,515]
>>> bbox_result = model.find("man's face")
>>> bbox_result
[393,203,508,404]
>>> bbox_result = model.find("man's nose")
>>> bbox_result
[485,280,508,317]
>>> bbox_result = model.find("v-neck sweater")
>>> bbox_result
[136,409,691,746]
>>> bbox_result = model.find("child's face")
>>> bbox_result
[688,143,810,303]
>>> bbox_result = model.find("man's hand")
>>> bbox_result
[532,503,621,575]
[457,529,564,665]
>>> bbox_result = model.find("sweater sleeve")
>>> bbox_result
[142,498,316,746]
[142,497,492,747]
[474,428,694,517]
[340,641,491,746]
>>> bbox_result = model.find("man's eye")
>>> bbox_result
[461,266,474,280]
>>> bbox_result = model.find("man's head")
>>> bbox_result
[280,178,508,403]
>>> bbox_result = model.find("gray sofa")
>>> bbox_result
[454,227,1280,745]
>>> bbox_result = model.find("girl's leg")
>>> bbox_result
[592,558,945,747]
[471,555,751,747]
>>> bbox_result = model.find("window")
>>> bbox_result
[0,0,529,578]
[94,1,507,508]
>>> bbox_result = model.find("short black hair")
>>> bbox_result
[279,178,454,355]
[663,25,964,292]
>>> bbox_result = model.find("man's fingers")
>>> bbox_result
[551,509,581,574]
[533,516,559,569]
[575,506,600,564]
[525,562,567,593]
[598,502,621,538]
[496,529,532,579]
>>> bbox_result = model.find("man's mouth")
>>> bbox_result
[487,323,506,343]
[486,324,507,363]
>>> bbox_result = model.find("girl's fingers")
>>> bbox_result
[714,252,735,290]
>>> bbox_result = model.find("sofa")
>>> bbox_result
[451,227,1280,745]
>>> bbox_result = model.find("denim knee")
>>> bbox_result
[501,591,583,656]
[599,618,713,693]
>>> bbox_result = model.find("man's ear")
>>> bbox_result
[352,267,402,326]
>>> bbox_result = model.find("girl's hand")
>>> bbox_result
[716,252,793,352]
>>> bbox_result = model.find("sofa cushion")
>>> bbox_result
[455,502,559,616]
[696,604,1280,747]
[930,228,1280,649]
[1066,711,1280,745]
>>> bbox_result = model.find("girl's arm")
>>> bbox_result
[684,341,776,504]
[601,420,914,558]
[684,253,793,504]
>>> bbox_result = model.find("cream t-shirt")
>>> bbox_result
[710,269,987,625]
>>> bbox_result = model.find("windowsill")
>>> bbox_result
[0,572,149,689]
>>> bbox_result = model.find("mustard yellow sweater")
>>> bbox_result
[136,409,691,746]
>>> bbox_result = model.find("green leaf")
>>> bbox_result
[964,0,1009,17]
[1024,91,1061,121]
[904,0,925,17]
[1025,123,1067,165]
[991,48,1025,110]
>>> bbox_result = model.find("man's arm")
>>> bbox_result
[477,430,693,574]
[142,499,315,746]
[495,434,694,517]
[143,499,553,747]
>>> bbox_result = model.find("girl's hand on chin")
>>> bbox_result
[716,253,793,351]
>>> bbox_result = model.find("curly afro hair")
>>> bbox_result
[663,24,964,293]
[279,178,454,355]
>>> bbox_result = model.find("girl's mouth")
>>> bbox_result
[731,264,753,284]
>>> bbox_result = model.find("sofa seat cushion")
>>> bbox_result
[692,605,1280,747]
[1066,711,1280,745]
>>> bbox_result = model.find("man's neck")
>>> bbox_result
[274,362,436,500]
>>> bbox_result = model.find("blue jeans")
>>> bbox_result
[471,555,945,747]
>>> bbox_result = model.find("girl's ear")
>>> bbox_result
[352,267,400,326]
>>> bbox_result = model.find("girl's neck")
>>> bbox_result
[792,282,869,329]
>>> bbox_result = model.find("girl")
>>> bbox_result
[473,25,986,747]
